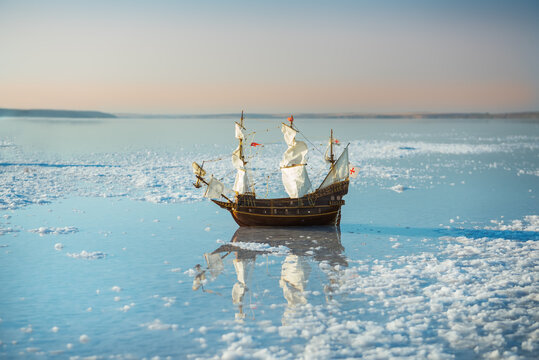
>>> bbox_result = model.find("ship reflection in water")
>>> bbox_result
[192,226,348,322]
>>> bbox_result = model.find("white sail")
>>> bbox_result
[233,169,250,194]
[235,122,244,140]
[281,166,311,198]
[319,146,349,190]
[280,140,308,167]
[280,123,311,198]
[204,176,225,199]
[231,145,251,194]
[231,146,244,170]
[282,124,297,146]
[324,139,332,164]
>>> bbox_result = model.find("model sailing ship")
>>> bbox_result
[192,112,352,226]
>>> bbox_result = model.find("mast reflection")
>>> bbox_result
[192,226,348,321]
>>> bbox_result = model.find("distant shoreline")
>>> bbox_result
[0,108,116,118]
[117,111,539,120]
[1,107,537,120]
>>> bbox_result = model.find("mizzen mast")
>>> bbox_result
[329,129,335,167]
[324,129,337,169]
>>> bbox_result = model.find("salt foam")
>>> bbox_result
[29,226,78,235]
[485,215,539,232]
[66,251,106,260]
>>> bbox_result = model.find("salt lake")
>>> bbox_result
[0,116,538,359]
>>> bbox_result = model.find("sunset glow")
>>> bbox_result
[1,0,538,113]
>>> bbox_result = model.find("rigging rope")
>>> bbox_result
[201,122,334,194]
[203,156,227,163]
[294,125,332,185]
[297,130,326,158]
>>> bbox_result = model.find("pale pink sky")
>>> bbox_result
[1,0,538,114]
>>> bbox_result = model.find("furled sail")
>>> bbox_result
[280,123,312,198]
[231,123,251,194]
[324,132,339,164]
[235,122,244,140]
[324,139,333,164]
[319,146,349,190]
[192,162,206,177]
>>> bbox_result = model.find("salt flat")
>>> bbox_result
[0,116,537,359]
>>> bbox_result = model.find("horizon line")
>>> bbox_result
[1,107,539,120]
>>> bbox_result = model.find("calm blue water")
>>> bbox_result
[0,116,538,359]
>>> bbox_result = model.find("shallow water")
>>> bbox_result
[0,116,538,359]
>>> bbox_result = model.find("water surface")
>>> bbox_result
[0,116,538,359]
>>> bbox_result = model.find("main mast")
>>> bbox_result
[280,115,312,198]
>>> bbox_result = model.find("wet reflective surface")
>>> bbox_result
[1,117,538,358]
[192,227,348,322]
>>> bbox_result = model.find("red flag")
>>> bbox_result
[287,115,294,123]
[349,166,359,179]
[334,139,340,144]
[250,142,262,147]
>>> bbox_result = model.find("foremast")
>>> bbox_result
[232,110,252,195]
[191,162,233,202]
[192,111,253,203]
[236,111,246,165]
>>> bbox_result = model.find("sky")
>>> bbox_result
[0,0,538,114]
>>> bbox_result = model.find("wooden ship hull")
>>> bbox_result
[212,180,349,226]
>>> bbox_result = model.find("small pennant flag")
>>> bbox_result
[250,142,262,147]
[349,165,359,179]
[287,115,294,123]
[334,139,340,145]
